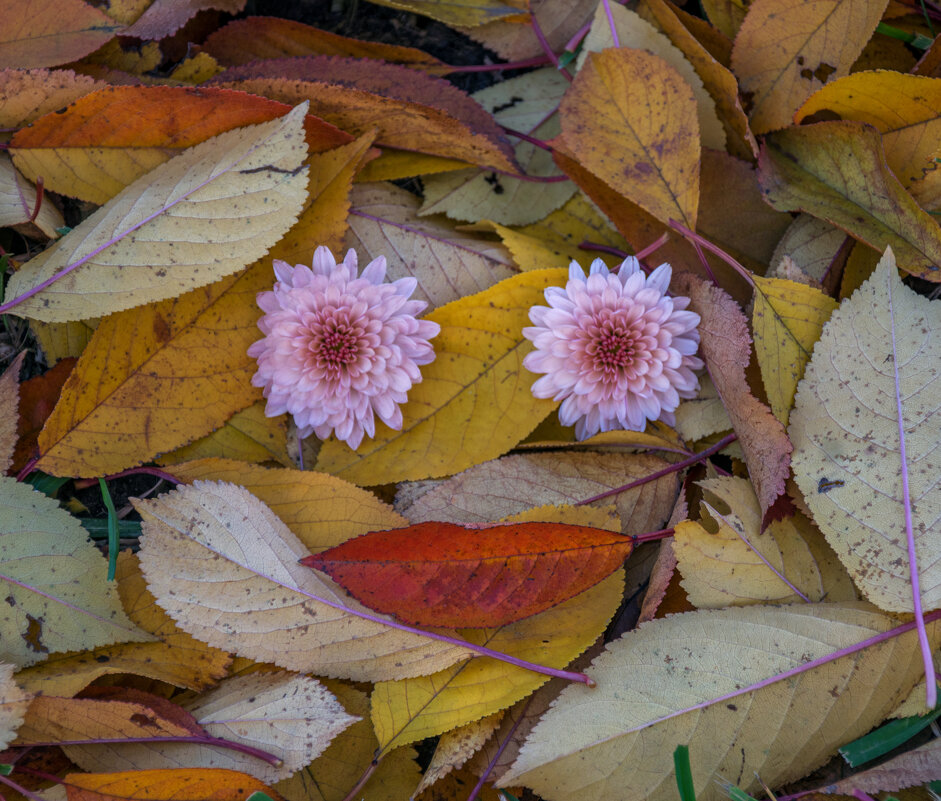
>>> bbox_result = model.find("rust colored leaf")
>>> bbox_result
[302,521,633,628]
[0,0,120,70]
[10,357,75,474]
[10,85,351,204]
[211,56,516,172]
[63,769,283,801]
[203,17,448,72]
[674,274,792,521]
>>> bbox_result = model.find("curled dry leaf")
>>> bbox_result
[790,248,941,612]
[4,104,309,323]
[500,603,938,801]
[815,737,941,795]
[0,662,31,750]
[135,481,473,681]
[0,476,149,668]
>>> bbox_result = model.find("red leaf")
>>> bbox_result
[300,521,633,628]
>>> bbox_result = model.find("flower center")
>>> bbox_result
[592,327,635,373]
[317,323,360,370]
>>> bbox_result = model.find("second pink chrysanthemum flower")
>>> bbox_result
[523,257,703,439]
[248,246,440,450]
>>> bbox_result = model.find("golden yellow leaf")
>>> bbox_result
[168,52,223,84]
[62,768,282,801]
[31,318,97,365]
[346,182,516,310]
[730,0,887,134]
[555,49,700,228]
[371,570,622,754]
[0,476,149,668]
[500,603,937,801]
[0,662,31,750]
[3,104,309,322]
[355,150,469,183]
[165,458,406,553]
[790,248,941,612]
[414,712,503,797]
[0,152,63,239]
[275,681,422,801]
[135,481,472,681]
[699,0,748,39]
[795,71,941,208]
[64,673,358,785]
[759,121,941,282]
[751,274,838,424]
[315,269,567,485]
[157,403,291,468]
[579,3,725,152]
[77,39,162,77]
[359,0,526,26]
[673,476,857,607]
[839,242,880,300]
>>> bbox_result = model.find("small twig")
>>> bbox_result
[669,220,753,287]
[467,699,531,801]
[340,756,380,801]
[500,126,554,152]
[27,178,44,224]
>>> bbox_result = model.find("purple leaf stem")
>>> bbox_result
[602,0,620,47]
[578,241,632,261]
[563,20,592,53]
[619,609,941,738]
[340,757,380,801]
[500,126,554,152]
[0,773,45,801]
[18,736,282,766]
[633,527,675,544]
[15,455,39,482]
[886,264,936,708]
[576,432,738,505]
[529,2,568,78]
[669,219,753,287]
[27,178,44,224]
[467,698,530,801]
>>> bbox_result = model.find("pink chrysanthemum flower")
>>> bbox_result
[523,257,703,440]
[248,246,440,450]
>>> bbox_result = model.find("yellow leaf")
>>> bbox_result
[135,481,472,681]
[274,682,422,801]
[759,121,941,282]
[500,603,937,801]
[699,0,748,39]
[0,662,31,751]
[347,182,516,310]
[315,269,567,485]
[730,0,887,134]
[157,403,292,468]
[355,150,469,183]
[790,248,941,612]
[62,768,282,801]
[673,476,857,607]
[751,274,838,424]
[3,104,309,322]
[556,48,700,228]
[371,569,623,754]
[840,242,880,300]
[169,52,223,84]
[166,458,406,552]
[414,712,503,797]
[0,477,148,667]
[31,318,98,365]
[795,71,941,209]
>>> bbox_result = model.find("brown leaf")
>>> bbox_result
[123,0,246,40]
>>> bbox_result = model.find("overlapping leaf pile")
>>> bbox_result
[1,1,940,800]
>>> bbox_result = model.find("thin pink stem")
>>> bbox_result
[446,56,551,72]
[563,20,592,53]
[887,265,936,708]
[633,527,675,544]
[16,456,39,481]
[27,178,44,224]
[602,0,620,46]
[619,609,941,737]
[467,700,530,801]
[19,735,282,766]
[529,2,570,80]
[578,241,631,260]
[0,773,47,801]
[340,758,380,801]
[576,433,738,506]
[634,233,669,262]
[500,126,554,152]
[669,220,754,287]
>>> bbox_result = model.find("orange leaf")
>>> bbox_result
[10,85,351,204]
[63,769,282,801]
[211,56,517,172]
[203,16,449,73]
[301,521,633,628]
[11,357,76,474]
[0,0,120,70]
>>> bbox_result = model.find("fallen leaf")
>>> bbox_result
[122,0,245,39]
[302,520,633,627]
[0,68,103,129]
[0,0,120,70]
[362,0,527,27]
[64,673,359,784]
[790,248,941,612]
[730,0,887,134]
[700,0,747,39]
[346,182,516,310]
[815,737,941,795]
[314,269,567,485]
[62,768,283,801]
[203,16,449,72]
[0,352,25,472]
[0,153,64,239]
[30,320,97,366]
[555,48,700,228]
[463,0,596,61]
[165,458,407,552]
[673,275,792,520]
[10,86,348,205]
[0,476,148,667]
[401,451,679,536]
[673,476,857,607]
[500,603,937,801]
[135,481,472,681]
[4,104,309,322]
[770,214,847,285]
[370,569,622,755]
[674,373,732,443]
[758,121,941,282]
[0,662,31,750]
[751,274,838,424]
[273,681,422,801]
[414,712,503,797]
